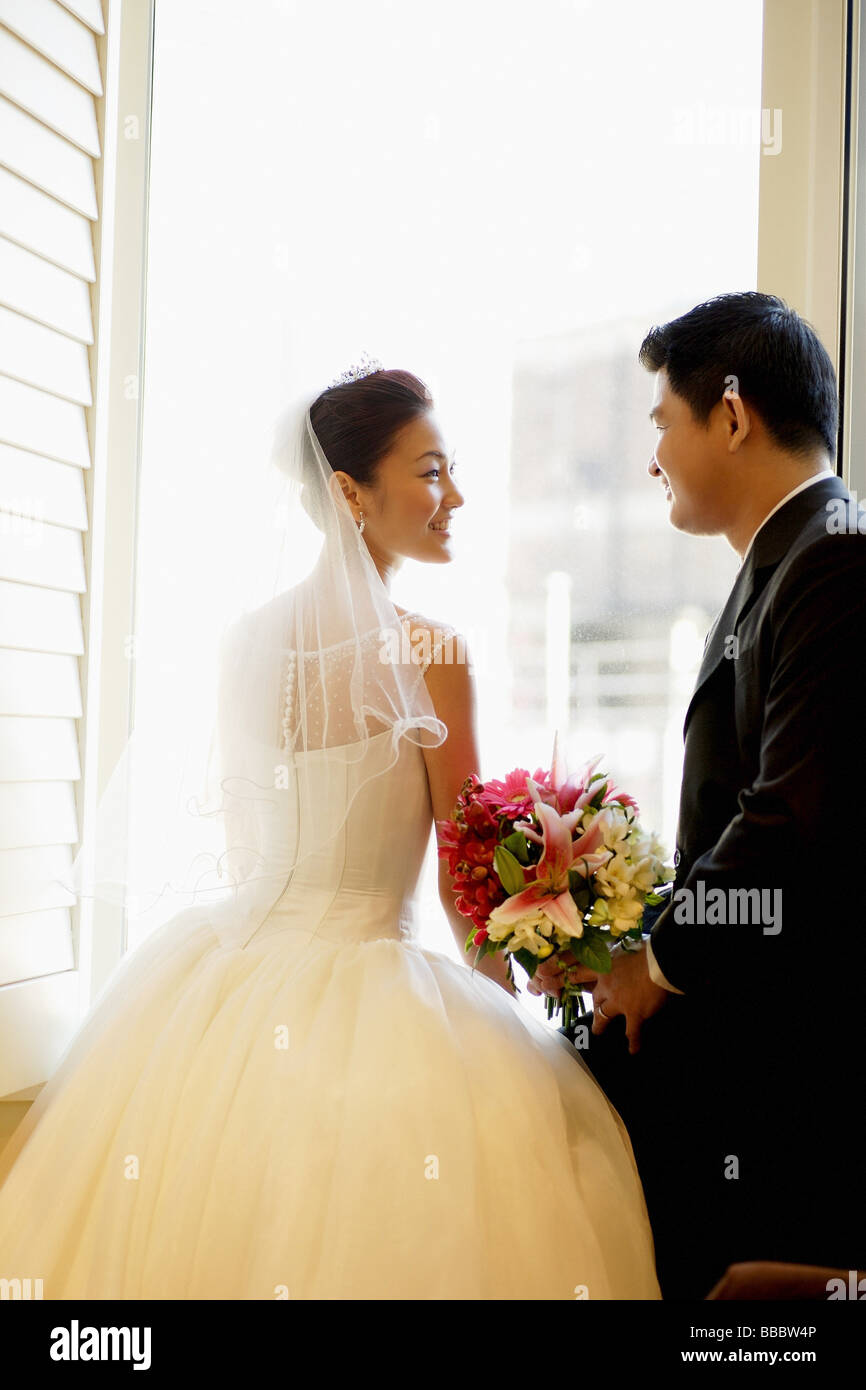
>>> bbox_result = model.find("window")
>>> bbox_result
[127,0,764,1029]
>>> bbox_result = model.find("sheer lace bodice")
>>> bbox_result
[278,610,454,753]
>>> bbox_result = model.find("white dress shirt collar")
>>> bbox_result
[738,470,833,569]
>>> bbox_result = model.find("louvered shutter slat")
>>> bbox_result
[56,0,104,38]
[0,0,103,97]
[0,26,100,156]
[0,649,82,715]
[0,303,92,403]
[0,93,97,217]
[0,165,95,279]
[0,234,94,342]
[0,578,83,653]
[0,443,88,530]
[0,516,86,591]
[0,845,75,915]
[0,781,79,849]
[0,374,90,466]
[0,716,81,781]
[0,908,75,987]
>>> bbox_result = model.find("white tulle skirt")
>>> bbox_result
[0,912,661,1299]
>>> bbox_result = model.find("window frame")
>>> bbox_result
[757,0,860,484]
[75,0,154,1016]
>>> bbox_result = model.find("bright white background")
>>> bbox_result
[133,0,764,1020]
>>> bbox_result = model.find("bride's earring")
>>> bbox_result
[357,511,366,534]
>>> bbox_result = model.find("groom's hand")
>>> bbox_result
[592,943,668,1054]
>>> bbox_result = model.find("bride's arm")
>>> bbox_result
[420,631,516,997]
[435,862,516,996]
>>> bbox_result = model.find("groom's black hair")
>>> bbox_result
[638,291,838,460]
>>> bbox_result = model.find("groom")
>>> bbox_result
[534,292,866,1299]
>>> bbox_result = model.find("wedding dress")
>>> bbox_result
[0,617,660,1300]
[0,377,661,1299]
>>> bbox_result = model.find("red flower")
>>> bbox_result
[464,799,498,834]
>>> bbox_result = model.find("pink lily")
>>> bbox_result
[490,801,611,937]
[605,784,640,813]
[526,733,608,815]
[547,734,640,815]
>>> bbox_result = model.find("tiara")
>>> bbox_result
[327,352,383,389]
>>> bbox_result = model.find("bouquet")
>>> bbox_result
[436,738,674,1028]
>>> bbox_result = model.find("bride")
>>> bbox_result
[0,362,660,1300]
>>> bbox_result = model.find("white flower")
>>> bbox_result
[619,851,656,893]
[490,903,584,956]
[507,917,555,956]
[601,811,631,849]
[607,897,645,936]
[595,852,637,898]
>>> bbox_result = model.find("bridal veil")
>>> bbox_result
[64,366,447,952]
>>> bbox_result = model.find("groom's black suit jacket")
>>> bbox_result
[574,473,866,1298]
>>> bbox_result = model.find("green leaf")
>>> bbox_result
[511,946,540,979]
[470,940,490,968]
[569,933,613,975]
[502,830,530,864]
[494,844,526,896]
[568,871,591,908]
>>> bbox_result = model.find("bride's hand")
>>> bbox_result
[527,949,598,998]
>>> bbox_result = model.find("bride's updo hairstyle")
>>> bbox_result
[301,369,433,529]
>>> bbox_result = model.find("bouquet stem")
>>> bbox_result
[544,982,589,1032]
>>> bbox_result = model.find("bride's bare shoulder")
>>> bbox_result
[399,609,461,641]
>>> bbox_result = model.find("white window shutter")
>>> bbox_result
[0,0,107,1097]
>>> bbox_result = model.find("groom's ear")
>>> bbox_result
[721,388,752,452]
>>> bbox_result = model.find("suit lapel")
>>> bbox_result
[681,473,848,737]
[682,552,761,735]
